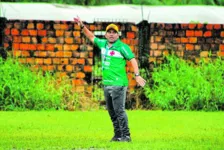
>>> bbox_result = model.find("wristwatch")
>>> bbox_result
[135,73,140,77]
[81,24,85,30]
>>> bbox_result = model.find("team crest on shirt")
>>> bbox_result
[109,51,115,56]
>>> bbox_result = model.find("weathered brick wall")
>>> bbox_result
[2,19,138,93]
[149,23,224,64]
[2,19,224,94]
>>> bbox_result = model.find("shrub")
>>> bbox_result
[144,55,224,111]
[0,57,78,111]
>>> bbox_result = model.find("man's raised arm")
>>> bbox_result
[74,16,95,43]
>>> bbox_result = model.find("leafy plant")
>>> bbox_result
[144,55,224,111]
[0,56,79,111]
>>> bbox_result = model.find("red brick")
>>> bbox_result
[155,36,162,42]
[56,30,64,36]
[60,24,68,30]
[221,31,224,37]
[18,58,26,64]
[38,30,47,36]
[37,44,45,50]
[29,30,37,36]
[63,44,71,51]
[194,31,203,37]
[66,65,74,72]
[35,58,44,65]
[220,44,224,51]
[28,44,37,50]
[55,51,64,57]
[73,31,81,37]
[12,43,20,50]
[20,44,29,50]
[65,37,74,44]
[181,24,189,29]
[181,37,188,43]
[13,36,22,43]
[37,51,48,57]
[48,37,57,44]
[37,23,44,30]
[206,24,213,30]
[217,51,224,57]
[84,66,92,72]
[88,52,93,58]
[71,45,79,51]
[214,24,221,29]
[61,58,69,64]
[55,44,63,51]
[70,58,77,65]
[65,31,72,37]
[4,43,9,48]
[72,79,84,86]
[26,58,35,64]
[150,43,157,49]
[41,37,48,43]
[27,23,34,29]
[21,51,30,57]
[186,44,194,50]
[54,24,61,30]
[74,24,81,30]
[203,31,212,37]
[189,24,197,29]
[76,72,85,79]
[189,37,197,43]
[89,25,95,31]
[77,59,85,65]
[63,52,72,57]
[46,44,54,51]
[53,58,61,64]
[22,37,31,43]
[31,37,38,44]
[13,50,21,57]
[11,28,19,35]
[197,24,204,29]
[127,32,136,39]
[186,30,194,36]
[21,29,29,36]
[4,28,10,35]
[44,58,52,65]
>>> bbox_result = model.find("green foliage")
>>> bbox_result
[144,55,224,111]
[0,57,78,111]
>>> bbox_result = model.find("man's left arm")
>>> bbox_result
[130,58,146,87]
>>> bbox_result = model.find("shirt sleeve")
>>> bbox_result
[120,44,135,60]
[94,37,106,48]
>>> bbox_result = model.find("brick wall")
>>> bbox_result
[1,19,224,94]
[149,23,224,64]
[2,19,138,93]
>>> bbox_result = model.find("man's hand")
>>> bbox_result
[74,16,83,27]
[135,76,146,87]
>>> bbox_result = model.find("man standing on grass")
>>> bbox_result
[74,17,146,142]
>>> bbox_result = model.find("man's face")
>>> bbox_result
[105,29,119,43]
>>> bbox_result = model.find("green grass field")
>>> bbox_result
[0,110,224,150]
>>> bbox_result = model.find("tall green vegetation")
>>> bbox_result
[144,55,224,111]
[0,56,78,111]
[1,0,223,5]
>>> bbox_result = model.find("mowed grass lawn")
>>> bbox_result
[0,110,224,150]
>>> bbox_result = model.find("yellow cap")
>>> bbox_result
[106,24,119,32]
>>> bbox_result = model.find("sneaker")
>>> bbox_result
[120,136,131,142]
[110,136,122,142]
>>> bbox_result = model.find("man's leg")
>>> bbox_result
[111,86,131,141]
[104,86,122,141]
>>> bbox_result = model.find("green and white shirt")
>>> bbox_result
[94,37,134,86]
